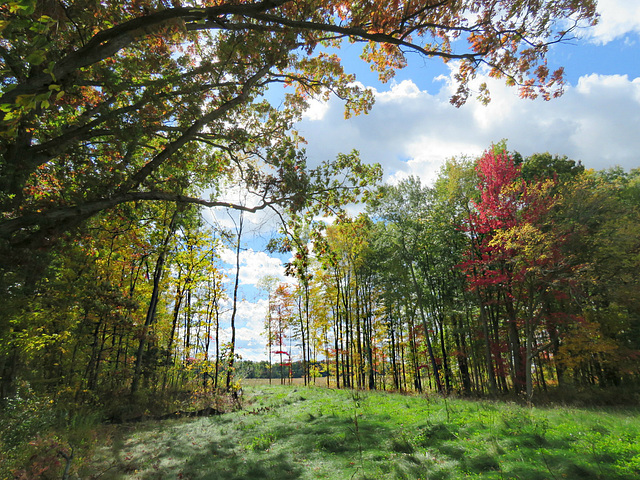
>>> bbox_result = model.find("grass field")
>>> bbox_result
[241,377,312,387]
[83,385,640,479]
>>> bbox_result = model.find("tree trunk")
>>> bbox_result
[505,296,524,395]
[163,275,183,391]
[226,213,243,391]
[453,313,472,395]
[478,297,498,396]
[131,207,179,396]
[407,259,443,393]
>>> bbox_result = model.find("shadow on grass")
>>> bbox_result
[168,451,302,480]
[277,414,389,455]
[85,386,640,480]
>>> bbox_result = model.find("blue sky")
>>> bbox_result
[208,0,640,362]
[297,4,640,185]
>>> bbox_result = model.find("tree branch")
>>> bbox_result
[0,1,292,108]
[0,190,290,241]
[117,63,274,193]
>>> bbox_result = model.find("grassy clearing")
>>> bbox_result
[83,385,640,479]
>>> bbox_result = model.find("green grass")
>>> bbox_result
[82,385,640,479]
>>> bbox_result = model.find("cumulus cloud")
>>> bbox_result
[231,299,268,342]
[302,96,331,121]
[377,80,422,102]
[586,0,640,44]
[218,292,302,362]
[296,70,640,186]
[219,247,286,286]
[213,298,270,361]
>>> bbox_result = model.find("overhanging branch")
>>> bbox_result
[0,190,288,242]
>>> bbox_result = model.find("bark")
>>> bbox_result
[388,306,400,390]
[453,313,472,395]
[505,297,525,395]
[226,213,243,391]
[478,296,498,396]
[407,258,443,393]
[130,208,179,396]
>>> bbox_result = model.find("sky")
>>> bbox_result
[208,0,640,362]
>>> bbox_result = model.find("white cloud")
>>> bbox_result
[233,299,268,342]
[377,79,422,103]
[218,294,301,362]
[302,97,330,121]
[586,0,640,44]
[296,68,640,186]
[219,247,286,286]
[213,298,269,361]
[389,138,480,186]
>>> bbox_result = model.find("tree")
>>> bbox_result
[0,0,597,250]
[130,204,181,395]
[269,215,314,385]
[225,211,244,391]
[520,152,584,184]
[554,168,640,387]
[431,157,482,395]
[163,211,225,391]
[369,178,446,393]
[257,274,280,385]
[270,283,295,384]
[460,148,577,399]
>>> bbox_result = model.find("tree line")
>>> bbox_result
[0,0,601,414]
[268,145,640,401]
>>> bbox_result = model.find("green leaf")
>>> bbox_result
[26,51,46,66]
[16,94,35,107]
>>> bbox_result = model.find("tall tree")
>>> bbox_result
[554,168,640,387]
[130,205,181,395]
[460,148,574,399]
[258,275,280,385]
[370,178,445,393]
[0,0,597,250]
[270,283,295,384]
[225,211,243,391]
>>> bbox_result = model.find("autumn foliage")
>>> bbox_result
[0,1,624,462]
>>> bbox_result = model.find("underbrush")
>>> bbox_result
[0,384,241,479]
[0,386,104,480]
[530,383,640,407]
[78,385,640,480]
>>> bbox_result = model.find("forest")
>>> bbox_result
[2,140,638,414]
[263,148,640,400]
[2,0,639,477]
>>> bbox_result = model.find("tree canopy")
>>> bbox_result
[0,0,597,253]
[1,0,609,426]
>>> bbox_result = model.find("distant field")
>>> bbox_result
[240,377,330,387]
[85,385,640,479]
